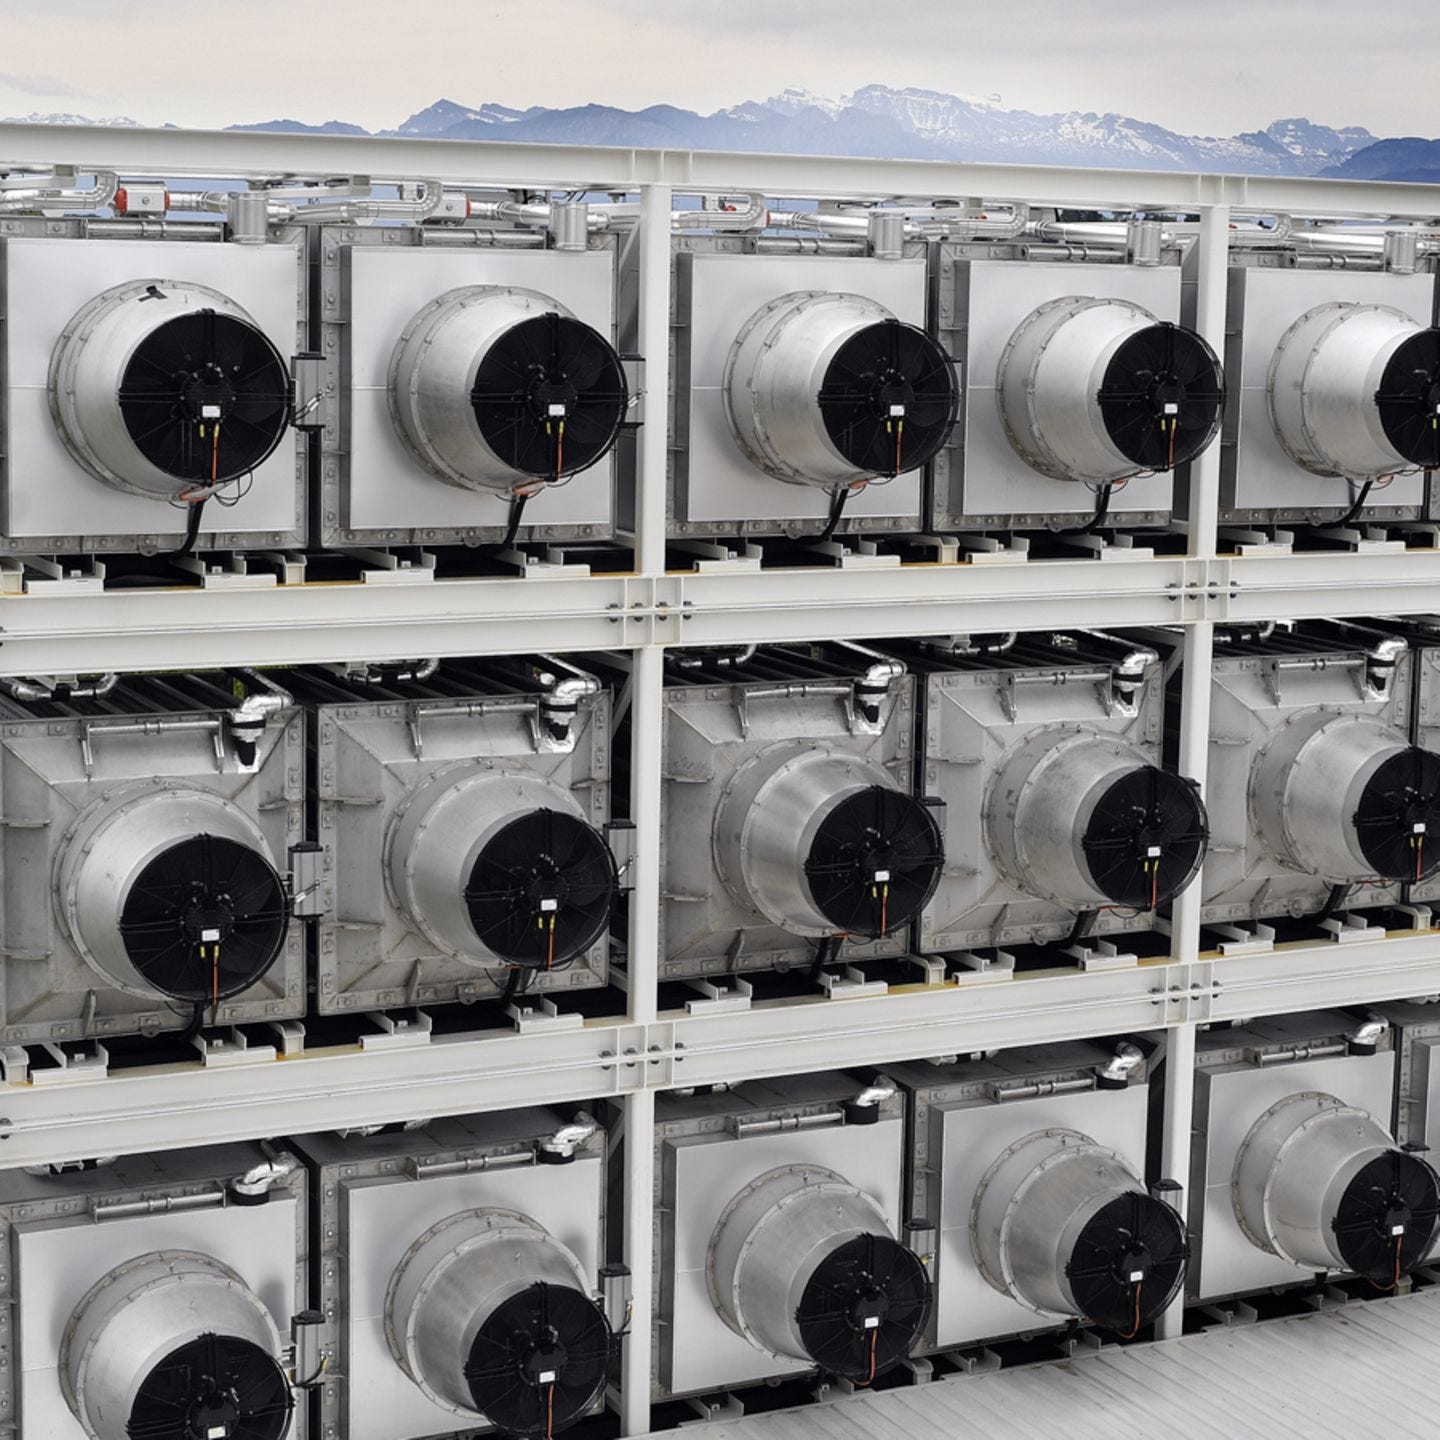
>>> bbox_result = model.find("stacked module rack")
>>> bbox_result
[287,656,617,1013]
[0,670,305,1043]
[315,217,627,550]
[637,229,958,547]
[0,221,307,556]
[291,1108,615,1439]
[892,630,1207,955]
[614,642,941,985]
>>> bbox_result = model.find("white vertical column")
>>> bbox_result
[1156,201,1229,1341]
[620,178,672,1436]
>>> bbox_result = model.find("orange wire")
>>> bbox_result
[211,424,220,485]
[1166,417,1176,471]
[546,914,555,970]
[1120,1280,1143,1340]
[880,884,888,935]
[547,1382,555,1440]
[556,420,564,483]
[1416,834,1425,884]
[1150,860,1159,912]
[211,944,219,1021]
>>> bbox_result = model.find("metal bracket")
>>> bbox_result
[359,1010,433,1049]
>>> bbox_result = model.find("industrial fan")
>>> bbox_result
[1353,747,1440,881]
[1064,1192,1187,1335]
[803,786,944,937]
[1095,322,1224,472]
[117,833,289,1001]
[125,1333,292,1440]
[462,809,618,968]
[116,306,291,485]
[1080,767,1208,910]
[1331,1150,1440,1285]
[1374,329,1440,469]
[469,311,628,481]
[793,1233,931,1384]
[462,1281,611,1438]
[815,319,959,477]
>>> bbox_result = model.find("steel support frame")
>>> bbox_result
[1,132,1439,1430]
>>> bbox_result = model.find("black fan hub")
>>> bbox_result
[178,364,238,424]
[1080,766,1208,910]
[1095,321,1225,472]
[520,1335,569,1384]
[179,892,237,946]
[794,1233,931,1382]
[815,320,958,477]
[1352,747,1440,880]
[1064,1193,1187,1333]
[1375,329,1440,467]
[802,786,944,939]
[117,834,288,1003]
[186,1387,240,1440]
[525,372,579,422]
[1332,1150,1440,1281]
[118,310,291,484]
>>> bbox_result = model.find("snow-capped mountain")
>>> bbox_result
[0,111,140,127]
[0,87,1406,178]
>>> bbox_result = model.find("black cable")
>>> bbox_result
[1061,483,1113,535]
[500,965,533,1004]
[169,497,207,557]
[808,935,842,983]
[817,485,851,542]
[1327,480,1374,530]
[178,999,207,1043]
[1065,909,1098,948]
[496,491,529,551]
[1317,883,1351,926]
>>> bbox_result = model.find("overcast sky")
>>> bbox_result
[2,0,1436,138]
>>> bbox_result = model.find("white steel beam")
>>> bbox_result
[3,123,1440,215]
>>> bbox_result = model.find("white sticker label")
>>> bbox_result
[873,869,891,883]
[540,898,559,913]
[1146,845,1163,858]
[863,1315,881,1329]
[539,1369,558,1384]
[548,403,567,417]
[1415,823,1428,834]
[1392,1224,1407,1236]
[208,1428,229,1439]
[1129,1269,1145,1282]
[888,404,906,417]
[1163,402,1179,416]
[201,928,221,942]
[201,404,222,419]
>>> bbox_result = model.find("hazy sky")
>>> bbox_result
[2,0,1437,138]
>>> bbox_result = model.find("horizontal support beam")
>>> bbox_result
[2,124,1440,215]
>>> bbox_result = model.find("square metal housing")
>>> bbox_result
[1189,1012,1395,1302]
[312,677,611,1012]
[930,253,1182,531]
[0,226,306,553]
[317,228,620,548]
[657,654,918,980]
[1217,266,1434,525]
[652,1074,906,1399]
[912,634,1169,950]
[656,243,928,539]
[291,1110,606,1440]
[894,1041,1151,1350]
[0,1142,307,1439]
[0,682,305,1043]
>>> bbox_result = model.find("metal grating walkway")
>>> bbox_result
[651,1290,1440,1439]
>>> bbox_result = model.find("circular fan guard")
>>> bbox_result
[1096,322,1224,471]
[125,1333,291,1440]
[117,834,288,1001]
[117,310,290,483]
[1332,1150,1440,1284]
[1375,329,1440,468]
[794,1233,930,1381]
[463,809,617,968]
[1081,768,1207,910]
[1065,1192,1187,1334]
[803,786,943,938]
[469,313,628,480]
[463,1281,611,1438]
[816,320,958,476]
[1353,747,1440,881]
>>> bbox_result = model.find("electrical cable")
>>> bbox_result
[817,483,853,542]
[1326,479,1374,530]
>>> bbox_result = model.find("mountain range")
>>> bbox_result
[0,86,1430,182]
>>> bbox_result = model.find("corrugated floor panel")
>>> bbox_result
[647,1289,1440,1439]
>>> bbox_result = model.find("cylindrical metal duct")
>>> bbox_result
[388,285,627,493]
[50,279,291,499]
[1250,711,1440,883]
[61,1251,290,1440]
[997,297,1224,483]
[723,290,957,487]
[1233,1092,1440,1282]
[707,1165,929,1381]
[713,744,943,939]
[385,765,616,967]
[1268,302,1440,478]
[985,730,1207,912]
[386,1208,608,1429]
[970,1129,1186,1332]
[57,786,288,1002]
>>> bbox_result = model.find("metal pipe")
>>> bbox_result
[230,1151,299,1199]
[0,168,117,213]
